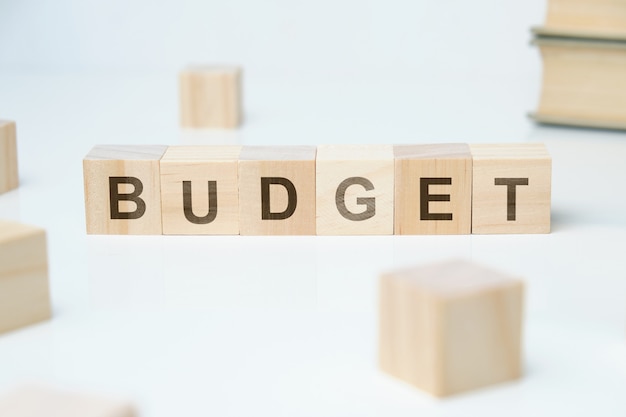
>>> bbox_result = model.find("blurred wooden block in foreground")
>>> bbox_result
[0,120,18,194]
[0,220,50,335]
[379,259,524,397]
[179,66,242,129]
[0,384,136,417]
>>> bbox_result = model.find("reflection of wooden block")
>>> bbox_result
[0,120,18,194]
[83,145,168,235]
[379,259,524,397]
[394,144,472,235]
[470,144,551,234]
[179,66,242,129]
[160,146,242,235]
[0,220,50,335]
[0,384,136,417]
[239,146,316,235]
[316,145,394,235]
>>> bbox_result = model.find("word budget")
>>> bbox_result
[83,143,551,235]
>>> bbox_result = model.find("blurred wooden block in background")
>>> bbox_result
[0,120,18,194]
[379,259,524,397]
[394,144,472,235]
[470,143,551,234]
[239,146,316,235]
[179,66,242,129]
[83,145,168,235]
[537,0,626,40]
[0,220,50,335]
[0,384,136,417]
[160,145,242,235]
[316,144,394,235]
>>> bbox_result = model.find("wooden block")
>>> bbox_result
[394,144,472,235]
[316,145,394,235]
[0,220,50,335]
[83,145,168,235]
[532,38,626,128]
[160,145,242,235]
[0,120,18,194]
[470,144,551,234]
[179,66,242,129]
[0,384,136,417]
[379,259,524,397]
[239,146,316,235]
[542,0,626,38]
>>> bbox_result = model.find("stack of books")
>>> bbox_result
[531,0,626,130]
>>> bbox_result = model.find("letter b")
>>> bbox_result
[109,176,146,220]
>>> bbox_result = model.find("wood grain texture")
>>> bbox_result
[239,146,316,235]
[394,144,472,235]
[160,146,242,235]
[534,38,626,127]
[179,66,242,129]
[0,220,50,335]
[379,259,524,397]
[543,0,626,38]
[316,145,393,235]
[83,145,168,235]
[0,384,136,417]
[470,144,551,234]
[0,120,18,194]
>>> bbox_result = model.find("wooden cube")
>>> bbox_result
[470,144,551,234]
[239,146,316,235]
[160,145,242,235]
[83,145,168,235]
[179,66,242,129]
[0,384,136,417]
[316,145,394,235]
[0,120,18,194]
[0,220,50,335]
[379,259,524,397]
[394,144,472,235]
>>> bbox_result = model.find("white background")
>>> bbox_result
[1,0,626,416]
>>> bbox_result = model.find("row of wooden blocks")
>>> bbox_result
[83,143,552,235]
[0,120,19,194]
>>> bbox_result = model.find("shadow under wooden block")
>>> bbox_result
[83,145,168,235]
[239,146,316,235]
[160,145,242,235]
[470,143,551,234]
[379,259,524,397]
[179,66,242,129]
[316,144,394,235]
[394,144,472,235]
[0,220,50,335]
[0,384,136,417]
[0,120,18,194]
